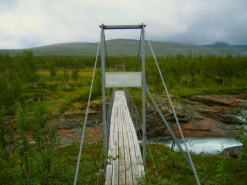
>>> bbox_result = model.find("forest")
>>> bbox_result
[0,50,247,184]
[1,50,247,109]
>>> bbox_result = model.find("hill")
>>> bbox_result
[1,39,247,57]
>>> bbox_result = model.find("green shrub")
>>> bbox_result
[48,83,59,91]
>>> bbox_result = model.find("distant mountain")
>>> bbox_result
[107,39,140,43]
[0,39,247,57]
[212,42,230,46]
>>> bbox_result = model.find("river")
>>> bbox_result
[148,137,242,155]
[144,110,246,155]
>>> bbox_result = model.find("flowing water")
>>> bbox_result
[145,110,246,155]
[148,137,242,155]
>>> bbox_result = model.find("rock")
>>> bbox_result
[50,99,105,146]
[222,145,243,158]
[149,97,203,123]
[58,127,83,146]
[146,115,167,138]
[58,127,103,147]
[187,95,247,125]
[173,117,236,137]
[57,120,82,129]
[142,94,242,139]
[189,95,247,108]
[48,93,247,145]
[188,109,204,120]
[146,102,156,114]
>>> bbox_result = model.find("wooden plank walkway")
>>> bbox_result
[105,91,145,185]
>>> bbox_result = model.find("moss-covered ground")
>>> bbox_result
[53,142,247,185]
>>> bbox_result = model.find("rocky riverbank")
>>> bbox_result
[48,93,247,147]
[145,94,247,138]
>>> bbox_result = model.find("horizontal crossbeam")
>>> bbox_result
[99,24,146,29]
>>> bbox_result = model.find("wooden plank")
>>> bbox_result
[118,98,125,185]
[112,93,119,185]
[123,91,145,178]
[105,92,118,185]
[121,94,133,185]
[122,98,139,185]
[128,113,145,177]
[105,116,114,184]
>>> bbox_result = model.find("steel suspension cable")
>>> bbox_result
[136,32,142,71]
[135,107,160,182]
[97,146,104,185]
[144,29,200,185]
[104,32,109,72]
[73,34,101,185]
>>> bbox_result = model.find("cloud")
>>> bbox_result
[0,0,246,49]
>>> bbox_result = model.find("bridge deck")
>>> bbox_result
[105,91,145,185]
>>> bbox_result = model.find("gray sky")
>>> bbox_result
[0,0,246,49]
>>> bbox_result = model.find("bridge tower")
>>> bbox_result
[100,23,147,169]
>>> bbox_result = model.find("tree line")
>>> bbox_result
[1,50,247,109]
[0,51,95,109]
[106,51,247,91]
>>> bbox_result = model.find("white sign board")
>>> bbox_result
[105,72,142,87]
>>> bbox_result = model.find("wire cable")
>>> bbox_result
[97,146,104,185]
[144,29,200,185]
[136,32,142,71]
[124,89,160,181]
[104,32,108,72]
[73,33,101,185]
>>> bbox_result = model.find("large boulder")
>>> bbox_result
[52,99,104,146]
[144,96,234,139]
[222,145,243,158]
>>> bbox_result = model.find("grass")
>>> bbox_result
[141,144,247,185]
[1,135,246,184]
[1,67,243,116]
[50,142,247,184]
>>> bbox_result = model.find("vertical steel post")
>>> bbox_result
[141,23,146,165]
[101,24,107,170]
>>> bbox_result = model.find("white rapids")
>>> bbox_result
[148,137,242,155]
[146,110,246,155]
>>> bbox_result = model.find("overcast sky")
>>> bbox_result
[0,0,247,49]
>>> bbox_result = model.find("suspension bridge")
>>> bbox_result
[73,24,201,185]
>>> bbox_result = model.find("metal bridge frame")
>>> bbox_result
[100,24,147,169]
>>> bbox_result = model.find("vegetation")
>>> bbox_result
[0,50,247,184]
[233,107,247,160]
[138,144,247,185]
[1,50,247,110]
